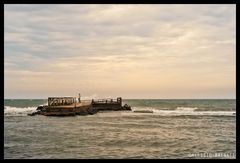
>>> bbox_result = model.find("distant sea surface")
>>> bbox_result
[4,99,236,159]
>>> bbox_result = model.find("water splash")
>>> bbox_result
[4,106,37,116]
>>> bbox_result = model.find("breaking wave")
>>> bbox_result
[4,106,37,116]
[175,107,198,111]
[4,105,235,117]
[132,107,235,116]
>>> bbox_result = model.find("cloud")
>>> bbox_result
[4,4,236,98]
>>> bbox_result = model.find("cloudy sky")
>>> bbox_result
[4,4,236,99]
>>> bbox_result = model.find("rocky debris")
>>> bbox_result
[123,104,131,110]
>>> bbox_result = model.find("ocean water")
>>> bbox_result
[4,99,236,159]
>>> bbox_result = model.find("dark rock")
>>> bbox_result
[123,104,131,110]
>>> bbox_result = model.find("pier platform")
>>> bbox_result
[29,97,131,116]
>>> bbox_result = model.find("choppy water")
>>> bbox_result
[4,99,236,159]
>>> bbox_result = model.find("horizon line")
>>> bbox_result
[4,98,236,100]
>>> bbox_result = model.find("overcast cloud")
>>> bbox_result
[4,4,236,99]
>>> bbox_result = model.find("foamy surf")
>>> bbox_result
[4,105,236,117]
[132,107,235,116]
[4,106,37,116]
[175,107,198,111]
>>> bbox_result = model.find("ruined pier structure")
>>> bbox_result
[47,94,82,106]
[30,96,131,116]
[48,97,76,106]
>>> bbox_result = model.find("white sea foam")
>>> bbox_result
[4,106,37,116]
[132,107,235,116]
[4,105,236,117]
[175,107,198,111]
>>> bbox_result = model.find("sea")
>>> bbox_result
[4,99,236,159]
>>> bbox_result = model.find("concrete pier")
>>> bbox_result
[28,97,131,116]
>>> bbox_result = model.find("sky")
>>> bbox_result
[4,4,236,99]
